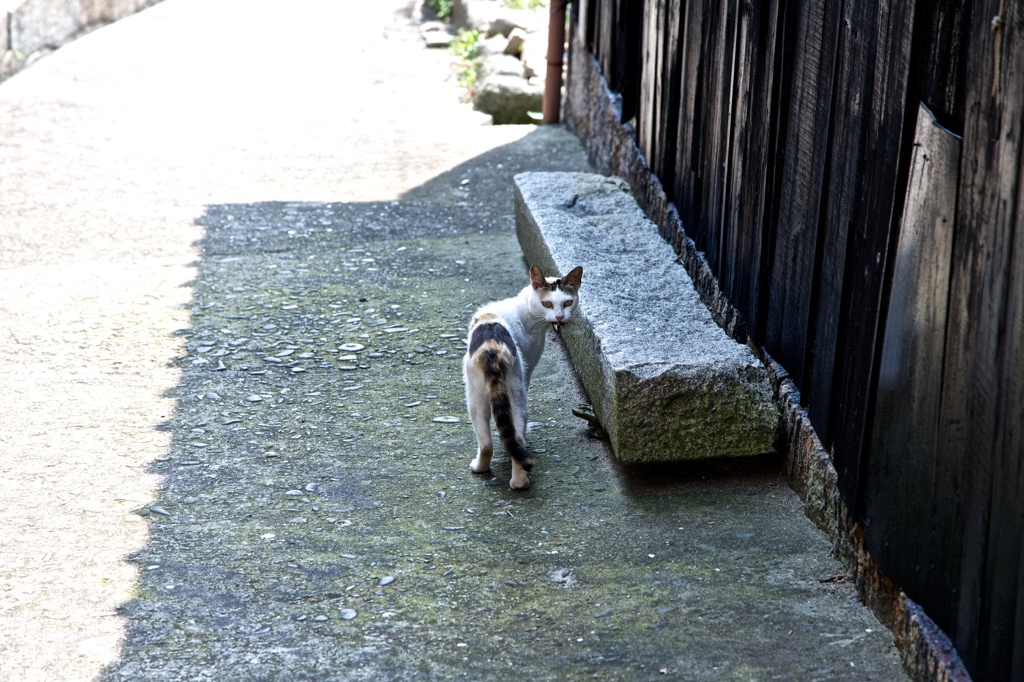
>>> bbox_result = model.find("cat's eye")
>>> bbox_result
[542,301,554,308]
[563,300,573,307]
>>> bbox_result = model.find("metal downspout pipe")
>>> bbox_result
[542,1,567,124]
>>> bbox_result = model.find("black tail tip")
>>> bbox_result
[510,444,535,471]
[517,451,534,471]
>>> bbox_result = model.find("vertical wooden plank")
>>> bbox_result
[578,0,592,53]
[653,0,683,193]
[673,0,706,237]
[931,0,1023,674]
[720,0,781,339]
[906,0,972,134]
[979,173,1024,679]
[973,3,1024,675]
[753,0,792,346]
[697,0,738,277]
[902,1,975,647]
[799,2,853,446]
[921,24,975,654]
[762,0,840,388]
[1013,543,1024,681]
[613,0,642,123]
[676,0,735,274]
[638,0,662,163]
[851,0,974,653]
[864,104,960,604]
[808,0,916,510]
[720,0,752,316]
[596,0,617,87]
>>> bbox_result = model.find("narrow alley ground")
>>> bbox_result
[0,1,907,679]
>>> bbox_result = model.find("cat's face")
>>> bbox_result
[529,265,583,333]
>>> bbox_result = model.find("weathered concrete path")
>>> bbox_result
[0,1,907,679]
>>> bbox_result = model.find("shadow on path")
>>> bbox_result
[102,129,906,681]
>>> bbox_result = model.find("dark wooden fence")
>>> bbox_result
[572,0,1024,679]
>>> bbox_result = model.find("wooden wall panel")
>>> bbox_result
[638,0,661,167]
[654,0,683,196]
[906,0,972,134]
[672,0,706,241]
[931,1,1023,675]
[576,0,1024,676]
[762,0,840,389]
[813,0,916,510]
[1014,549,1024,681]
[594,0,615,83]
[618,0,643,124]
[965,2,1024,676]
[719,0,782,338]
[981,193,1024,679]
[697,0,738,277]
[579,0,594,62]
[865,103,960,609]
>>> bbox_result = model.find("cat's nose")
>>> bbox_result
[556,313,565,322]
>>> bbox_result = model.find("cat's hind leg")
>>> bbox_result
[510,460,529,490]
[466,377,493,474]
[507,378,532,490]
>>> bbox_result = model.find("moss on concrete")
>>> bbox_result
[106,178,906,679]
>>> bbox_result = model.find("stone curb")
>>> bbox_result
[1,0,158,83]
[514,171,780,464]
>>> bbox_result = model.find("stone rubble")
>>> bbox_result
[421,0,551,124]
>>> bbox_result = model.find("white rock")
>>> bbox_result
[504,28,527,56]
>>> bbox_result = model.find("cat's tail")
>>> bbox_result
[472,325,533,472]
[487,367,533,472]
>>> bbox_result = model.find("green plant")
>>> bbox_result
[501,0,548,9]
[426,0,454,19]
[450,28,481,93]
[450,28,479,62]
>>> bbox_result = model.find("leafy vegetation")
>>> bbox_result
[436,0,548,96]
[430,0,547,16]
[425,0,454,19]
[450,29,481,93]
[501,0,548,9]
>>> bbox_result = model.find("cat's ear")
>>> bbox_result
[529,265,546,290]
[562,266,583,291]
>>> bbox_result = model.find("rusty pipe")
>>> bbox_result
[542,1,567,124]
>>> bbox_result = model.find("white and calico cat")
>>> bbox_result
[462,264,583,490]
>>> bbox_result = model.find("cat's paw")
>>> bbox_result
[470,456,491,473]
[509,472,530,490]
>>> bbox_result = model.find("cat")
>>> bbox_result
[462,264,583,490]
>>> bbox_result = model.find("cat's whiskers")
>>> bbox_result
[525,316,550,335]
